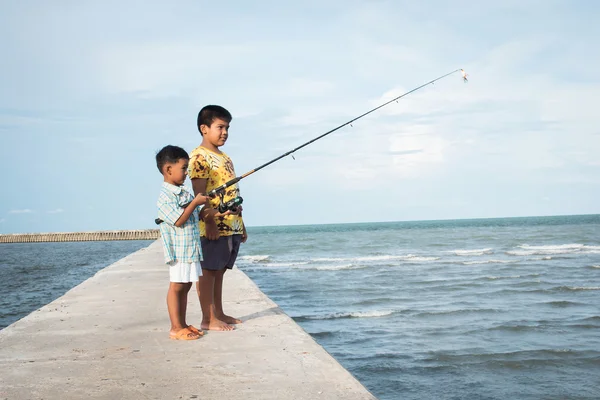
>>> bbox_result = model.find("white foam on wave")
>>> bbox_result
[508,243,598,256]
[527,256,553,261]
[448,248,493,256]
[312,254,439,263]
[310,263,359,271]
[483,275,523,280]
[245,262,360,271]
[306,310,394,320]
[591,265,600,269]
[238,255,270,263]
[404,255,440,262]
[520,244,584,250]
[566,286,600,291]
[267,261,310,267]
[462,259,513,265]
[313,255,399,262]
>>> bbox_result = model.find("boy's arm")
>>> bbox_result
[173,194,207,227]
[241,224,248,243]
[191,178,221,240]
[191,178,211,219]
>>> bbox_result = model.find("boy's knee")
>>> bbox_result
[170,282,192,292]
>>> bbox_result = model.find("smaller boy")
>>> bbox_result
[156,145,209,340]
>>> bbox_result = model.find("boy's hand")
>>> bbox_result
[241,226,248,243]
[228,205,243,216]
[193,193,209,206]
[204,218,220,240]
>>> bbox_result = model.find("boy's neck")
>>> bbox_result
[163,177,181,186]
[200,138,222,154]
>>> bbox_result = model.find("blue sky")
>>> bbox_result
[1,1,599,233]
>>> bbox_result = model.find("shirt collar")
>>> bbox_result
[162,182,183,195]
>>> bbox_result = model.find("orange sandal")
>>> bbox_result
[169,327,200,340]
[187,325,204,336]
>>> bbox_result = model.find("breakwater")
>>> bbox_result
[0,229,160,243]
[0,240,376,399]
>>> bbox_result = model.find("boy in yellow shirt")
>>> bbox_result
[188,105,247,331]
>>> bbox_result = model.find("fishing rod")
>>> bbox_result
[155,68,464,224]
[207,68,464,211]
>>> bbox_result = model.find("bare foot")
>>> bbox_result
[219,314,242,325]
[201,319,235,331]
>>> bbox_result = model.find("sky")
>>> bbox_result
[1,0,599,233]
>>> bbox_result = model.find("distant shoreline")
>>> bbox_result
[1,214,599,241]
[0,229,159,243]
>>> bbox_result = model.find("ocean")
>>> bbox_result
[0,240,154,330]
[1,215,599,399]
[237,215,600,399]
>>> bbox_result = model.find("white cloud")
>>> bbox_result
[390,130,447,177]
[9,209,34,214]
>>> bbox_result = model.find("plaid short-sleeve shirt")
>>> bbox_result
[157,182,202,264]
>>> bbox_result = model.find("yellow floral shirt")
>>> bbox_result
[188,146,245,237]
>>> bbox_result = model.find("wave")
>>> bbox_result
[242,262,363,271]
[558,286,600,291]
[309,263,360,271]
[507,243,600,256]
[312,254,439,263]
[415,308,500,317]
[420,348,600,370]
[447,248,493,256]
[543,300,584,307]
[462,259,514,265]
[308,331,336,339]
[294,310,394,321]
[486,323,550,333]
[237,255,270,263]
[404,256,440,262]
[580,316,600,323]
[264,261,309,267]
[477,275,524,281]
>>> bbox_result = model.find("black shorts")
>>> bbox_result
[200,234,242,271]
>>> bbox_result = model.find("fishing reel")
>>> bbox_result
[217,192,243,214]
[154,194,243,225]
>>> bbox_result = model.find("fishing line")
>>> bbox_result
[207,68,465,199]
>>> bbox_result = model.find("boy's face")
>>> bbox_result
[201,118,230,147]
[165,158,189,186]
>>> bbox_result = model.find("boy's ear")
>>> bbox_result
[199,124,207,135]
[164,164,172,175]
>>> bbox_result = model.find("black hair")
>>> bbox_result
[197,105,232,134]
[155,145,189,174]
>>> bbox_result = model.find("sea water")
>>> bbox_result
[0,240,153,329]
[1,216,599,399]
[237,215,600,399]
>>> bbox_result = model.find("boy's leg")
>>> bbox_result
[196,270,234,331]
[167,282,199,338]
[213,269,242,325]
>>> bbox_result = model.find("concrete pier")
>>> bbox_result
[0,229,160,243]
[0,241,376,400]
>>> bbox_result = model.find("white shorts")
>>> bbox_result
[168,260,202,283]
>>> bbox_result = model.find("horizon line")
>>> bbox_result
[1,213,598,236]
